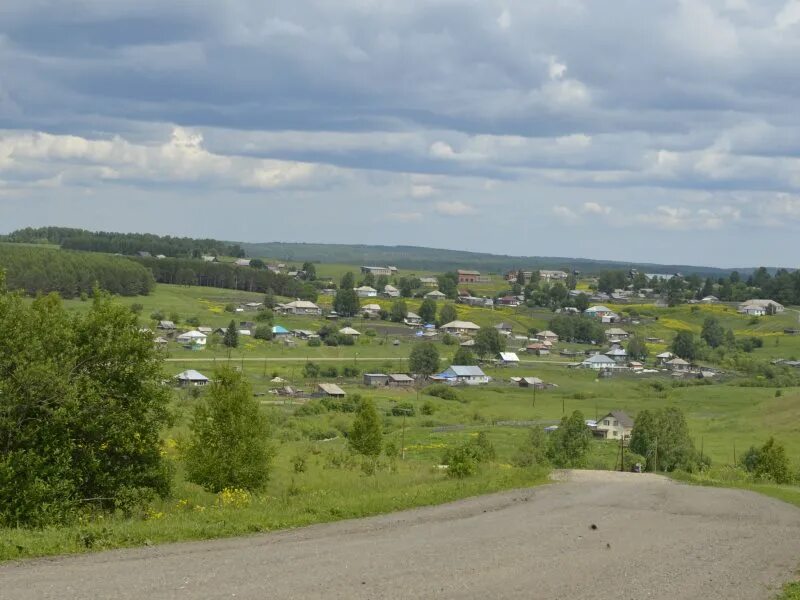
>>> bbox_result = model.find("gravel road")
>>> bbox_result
[2,470,799,600]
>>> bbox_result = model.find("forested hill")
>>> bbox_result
[239,242,742,277]
[0,244,154,297]
[5,227,245,259]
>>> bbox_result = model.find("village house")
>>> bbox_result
[157,320,176,331]
[738,299,784,314]
[666,357,691,372]
[604,328,630,342]
[584,305,615,319]
[361,303,382,318]
[496,295,522,307]
[339,327,361,339]
[404,311,422,326]
[176,330,207,348]
[175,369,210,387]
[526,343,550,356]
[494,322,514,334]
[595,411,634,440]
[432,365,490,385]
[355,286,378,298]
[655,351,674,366]
[700,295,719,304]
[516,376,545,389]
[424,289,447,301]
[739,304,766,317]
[439,320,481,335]
[580,354,617,370]
[536,330,559,343]
[383,284,400,298]
[457,269,481,284]
[271,325,291,338]
[234,258,252,267]
[605,346,628,363]
[419,277,439,288]
[283,300,323,316]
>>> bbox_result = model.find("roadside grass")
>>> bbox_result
[778,581,800,600]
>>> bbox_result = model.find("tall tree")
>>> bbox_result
[516,270,526,286]
[419,298,437,324]
[389,300,408,323]
[224,320,239,348]
[473,327,506,359]
[349,398,382,456]
[546,411,591,468]
[701,316,725,349]
[671,331,697,361]
[627,335,649,361]
[437,303,458,326]
[333,272,359,317]
[409,342,440,376]
[452,346,477,365]
[301,261,317,281]
[182,367,273,491]
[629,407,697,472]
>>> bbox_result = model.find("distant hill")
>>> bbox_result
[239,242,744,278]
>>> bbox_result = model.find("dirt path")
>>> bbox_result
[2,471,799,599]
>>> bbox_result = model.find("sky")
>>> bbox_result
[1,0,799,268]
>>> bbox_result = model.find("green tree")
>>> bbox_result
[349,398,382,456]
[437,273,459,299]
[574,292,590,313]
[513,427,550,468]
[389,300,408,323]
[409,342,440,376]
[437,303,458,327]
[0,283,171,526]
[333,272,360,317]
[701,316,725,349]
[419,298,437,324]
[516,270,526,286]
[629,407,697,472]
[182,367,273,492]
[301,261,316,281]
[474,327,505,359]
[627,335,649,361]
[671,331,697,361]
[452,346,477,365]
[224,320,239,348]
[743,438,792,484]
[546,411,591,468]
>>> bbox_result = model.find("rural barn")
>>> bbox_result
[363,373,389,387]
[175,370,210,387]
[387,373,415,387]
[317,383,346,397]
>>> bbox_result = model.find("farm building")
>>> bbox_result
[383,285,400,298]
[361,303,382,317]
[738,299,784,314]
[655,351,674,366]
[157,320,176,331]
[175,370,210,387]
[387,373,415,387]
[363,373,389,387]
[404,312,422,326]
[271,325,291,338]
[497,352,520,366]
[317,383,346,397]
[432,365,490,385]
[339,327,361,338]
[666,357,691,372]
[516,376,544,389]
[425,290,447,301]
[526,343,550,356]
[496,296,521,307]
[738,304,766,317]
[605,346,628,363]
[584,305,615,319]
[457,269,481,284]
[494,322,514,332]
[540,270,569,282]
[360,266,396,276]
[536,330,559,343]
[419,277,439,288]
[604,328,629,341]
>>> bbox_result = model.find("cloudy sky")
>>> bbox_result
[1,0,799,267]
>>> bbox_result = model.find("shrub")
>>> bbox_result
[185,316,200,326]
[291,454,307,474]
[224,303,236,313]
[421,401,436,415]
[130,303,144,314]
[442,432,496,478]
[341,365,360,378]
[321,365,338,378]
[253,325,273,340]
[150,310,164,321]
[513,427,550,468]
[441,333,457,346]
[307,336,321,347]
[349,398,382,456]
[391,402,416,417]
[302,362,320,378]
[181,367,273,492]
[424,384,460,402]
[741,437,792,484]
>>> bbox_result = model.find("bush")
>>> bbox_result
[181,367,273,492]
[513,427,550,468]
[307,337,321,347]
[185,316,200,327]
[254,325,273,340]
[741,437,793,484]
[224,303,236,313]
[302,362,320,378]
[391,402,416,417]
[424,384,460,402]
[349,398,382,456]
[321,365,338,378]
[130,303,144,314]
[150,310,164,321]
[421,401,436,415]
[341,365,360,378]
[255,308,274,323]
[441,333,457,346]
[442,432,496,479]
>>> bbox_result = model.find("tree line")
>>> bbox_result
[134,256,318,299]
[5,227,245,259]
[0,244,155,298]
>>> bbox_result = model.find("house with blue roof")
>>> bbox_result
[272,325,291,338]
[431,365,490,385]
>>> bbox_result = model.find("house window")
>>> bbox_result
[603,420,610,425]
[613,420,618,426]
[612,431,618,437]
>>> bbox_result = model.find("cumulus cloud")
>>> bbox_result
[582,202,611,215]
[552,205,578,220]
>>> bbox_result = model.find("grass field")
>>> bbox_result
[5,281,800,562]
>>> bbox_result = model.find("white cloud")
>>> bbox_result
[776,0,800,29]
[552,205,578,220]
[497,9,511,30]
[386,211,423,222]
[434,200,477,216]
[410,184,436,198]
[582,202,611,215]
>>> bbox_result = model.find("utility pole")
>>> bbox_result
[620,433,625,472]
[401,412,407,460]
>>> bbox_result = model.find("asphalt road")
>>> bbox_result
[2,471,799,600]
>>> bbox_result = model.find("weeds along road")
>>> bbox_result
[163,357,570,363]
[3,471,799,600]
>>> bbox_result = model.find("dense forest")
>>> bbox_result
[5,227,245,259]
[0,244,155,297]
[134,256,319,300]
